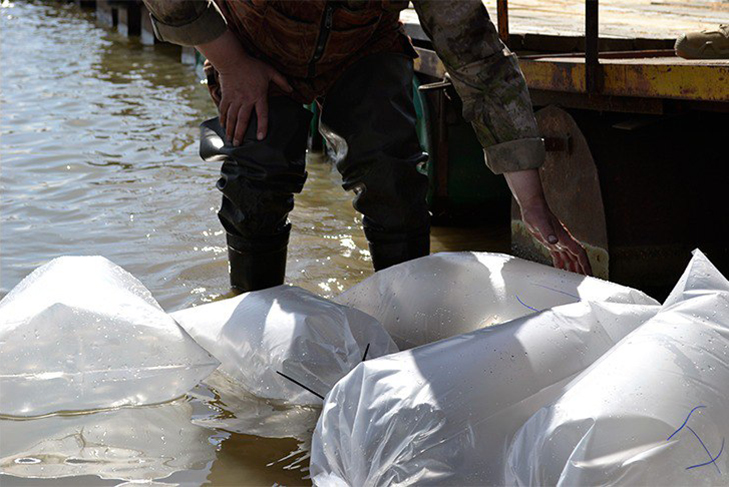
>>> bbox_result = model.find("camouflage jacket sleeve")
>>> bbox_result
[142,0,227,46]
[413,0,545,174]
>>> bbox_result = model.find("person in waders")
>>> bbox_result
[143,0,592,292]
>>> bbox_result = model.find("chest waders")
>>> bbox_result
[201,1,429,292]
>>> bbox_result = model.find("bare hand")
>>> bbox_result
[217,56,292,145]
[520,202,592,275]
[504,169,592,275]
[196,30,292,146]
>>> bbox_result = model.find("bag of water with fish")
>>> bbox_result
[507,250,729,486]
[0,256,219,417]
[171,285,398,406]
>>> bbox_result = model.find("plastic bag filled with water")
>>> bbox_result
[0,399,216,482]
[337,251,658,349]
[0,256,219,417]
[506,250,729,486]
[171,285,398,406]
[310,299,660,486]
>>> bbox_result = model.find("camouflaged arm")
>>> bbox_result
[413,0,545,174]
[143,0,227,46]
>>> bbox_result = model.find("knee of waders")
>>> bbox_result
[348,155,430,234]
[200,97,311,193]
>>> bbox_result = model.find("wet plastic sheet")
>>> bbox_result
[0,256,219,417]
[191,370,321,441]
[506,250,729,486]
[310,300,661,486]
[170,285,398,405]
[336,252,657,349]
[0,399,216,482]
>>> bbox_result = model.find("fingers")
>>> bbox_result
[521,204,593,276]
[255,97,268,141]
[222,99,266,146]
[527,210,559,246]
[271,70,293,93]
[555,227,592,276]
[232,104,253,147]
[531,214,591,276]
[572,240,593,275]
[551,250,566,271]
[580,253,593,276]
[531,219,573,273]
[219,99,230,130]
[564,244,591,276]
[565,251,580,274]
[551,249,577,273]
[225,100,239,144]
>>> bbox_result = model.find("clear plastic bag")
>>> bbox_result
[506,250,729,486]
[310,300,660,486]
[337,252,657,349]
[0,256,219,417]
[0,399,216,482]
[170,285,398,405]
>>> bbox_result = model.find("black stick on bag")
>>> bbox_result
[276,371,325,400]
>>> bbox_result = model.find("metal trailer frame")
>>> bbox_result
[497,0,602,93]
[410,0,729,297]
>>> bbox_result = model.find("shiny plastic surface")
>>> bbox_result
[0,399,216,481]
[0,256,219,417]
[310,300,660,486]
[336,252,658,349]
[507,250,729,486]
[171,285,398,405]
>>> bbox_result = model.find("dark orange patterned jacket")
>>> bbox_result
[209,1,414,103]
[144,0,546,174]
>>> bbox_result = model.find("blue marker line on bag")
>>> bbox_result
[667,405,724,475]
[515,295,540,313]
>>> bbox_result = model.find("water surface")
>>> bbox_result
[0,2,508,485]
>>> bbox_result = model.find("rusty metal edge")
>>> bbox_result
[520,58,729,102]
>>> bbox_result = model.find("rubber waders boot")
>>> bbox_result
[369,235,430,272]
[227,231,288,292]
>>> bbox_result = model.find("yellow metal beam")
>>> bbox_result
[519,57,729,102]
[414,46,729,103]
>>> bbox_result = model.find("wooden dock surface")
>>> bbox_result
[402,1,729,40]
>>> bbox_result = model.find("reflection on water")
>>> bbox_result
[0,372,315,485]
[0,399,218,482]
[0,1,508,485]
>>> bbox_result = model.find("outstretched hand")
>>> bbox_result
[196,29,292,146]
[520,202,592,275]
[504,169,592,276]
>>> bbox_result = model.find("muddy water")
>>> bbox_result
[0,2,508,485]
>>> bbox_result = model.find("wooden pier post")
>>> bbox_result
[139,3,158,45]
[117,1,141,38]
[73,0,96,9]
[95,0,117,28]
[181,47,197,66]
